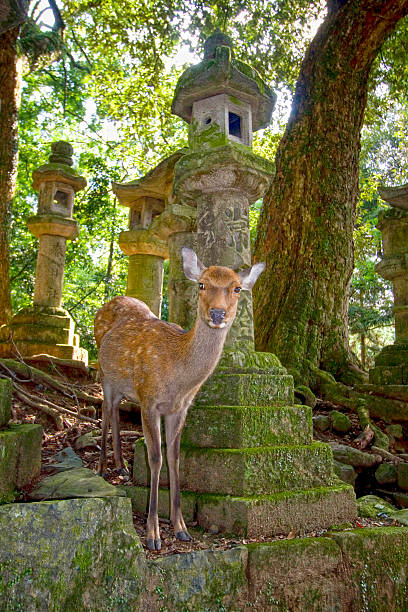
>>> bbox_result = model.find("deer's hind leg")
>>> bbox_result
[142,407,162,551]
[98,379,122,477]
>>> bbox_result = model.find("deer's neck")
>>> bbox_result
[182,315,229,383]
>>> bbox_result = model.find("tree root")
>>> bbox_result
[0,358,102,405]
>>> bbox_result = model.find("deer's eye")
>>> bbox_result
[198,282,205,290]
[234,286,241,294]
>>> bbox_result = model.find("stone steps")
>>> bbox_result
[0,379,42,503]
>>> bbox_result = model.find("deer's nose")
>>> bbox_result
[210,308,226,325]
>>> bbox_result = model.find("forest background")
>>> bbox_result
[4,0,408,370]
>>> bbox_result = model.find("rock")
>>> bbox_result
[294,385,316,408]
[74,432,99,450]
[329,442,380,468]
[398,463,408,491]
[333,460,356,486]
[0,497,145,610]
[371,424,389,450]
[375,463,397,485]
[313,414,331,432]
[357,495,396,518]
[0,378,12,428]
[30,467,125,500]
[330,410,352,433]
[45,446,83,472]
[208,524,219,534]
[390,509,408,526]
[385,424,403,440]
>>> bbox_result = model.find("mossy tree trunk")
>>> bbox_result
[253,0,408,385]
[0,25,22,325]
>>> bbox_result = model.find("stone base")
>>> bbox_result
[0,306,88,366]
[124,482,356,538]
[356,384,408,421]
[369,344,408,385]
[0,423,42,502]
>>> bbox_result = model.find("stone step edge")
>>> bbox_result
[135,438,330,454]
[121,482,356,537]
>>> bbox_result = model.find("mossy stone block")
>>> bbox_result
[331,527,408,611]
[0,424,42,501]
[10,323,72,345]
[181,404,312,448]
[194,372,294,407]
[375,462,397,485]
[196,484,356,538]
[369,365,404,385]
[133,439,335,496]
[0,497,145,610]
[0,378,12,428]
[397,462,408,491]
[246,536,347,610]
[119,485,196,522]
[330,410,352,433]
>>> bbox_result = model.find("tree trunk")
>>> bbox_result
[0,26,22,325]
[253,0,408,385]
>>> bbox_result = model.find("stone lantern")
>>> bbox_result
[369,185,408,385]
[0,142,88,364]
[132,32,357,537]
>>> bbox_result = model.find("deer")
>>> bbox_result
[94,247,265,551]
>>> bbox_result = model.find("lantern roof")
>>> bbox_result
[172,30,276,131]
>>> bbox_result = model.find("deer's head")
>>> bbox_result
[181,247,265,329]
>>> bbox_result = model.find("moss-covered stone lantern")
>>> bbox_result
[132,32,357,539]
[0,142,88,364]
[369,185,408,385]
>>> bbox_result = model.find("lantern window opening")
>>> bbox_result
[228,112,242,139]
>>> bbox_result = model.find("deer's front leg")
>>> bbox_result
[165,409,191,542]
[142,408,162,551]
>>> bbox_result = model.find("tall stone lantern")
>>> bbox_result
[369,185,408,385]
[0,142,88,364]
[133,32,357,537]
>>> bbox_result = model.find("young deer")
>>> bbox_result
[94,248,264,550]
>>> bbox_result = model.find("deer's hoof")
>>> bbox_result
[176,531,192,542]
[147,538,162,551]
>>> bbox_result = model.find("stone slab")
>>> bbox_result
[375,344,408,366]
[133,440,335,496]
[369,365,405,385]
[0,378,12,428]
[10,323,72,345]
[44,447,83,472]
[194,372,294,406]
[181,404,312,448]
[196,483,356,537]
[30,467,125,500]
[0,424,42,501]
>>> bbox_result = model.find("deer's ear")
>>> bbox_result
[181,247,206,282]
[238,262,265,290]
